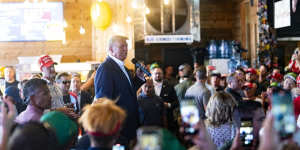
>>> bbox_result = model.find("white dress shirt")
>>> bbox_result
[153,81,163,96]
[109,54,132,86]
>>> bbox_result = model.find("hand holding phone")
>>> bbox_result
[271,92,296,138]
[180,99,200,135]
[240,118,254,147]
[137,127,162,150]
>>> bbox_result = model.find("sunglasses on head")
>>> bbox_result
[62,80,71,84]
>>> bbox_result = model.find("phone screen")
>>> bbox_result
[180,99,199,134]
[272,92,296,137]
[137,127,161,150]
[112,144,125,150]
[140,134,160,150]
[240,118,254,147]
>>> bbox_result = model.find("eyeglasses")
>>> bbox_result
[62,80,71,84]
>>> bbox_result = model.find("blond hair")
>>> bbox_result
[205,92,237,126]
[79,98,126,134]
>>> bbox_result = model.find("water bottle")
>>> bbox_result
[228,59,238,73]
[219,40,226,58]
[208,40,217,59]
[231,41,238,59]
[228,42,234,58]
[224,41,230,58]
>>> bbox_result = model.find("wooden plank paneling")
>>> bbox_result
[236,0,258,65]
[200,0,235,41]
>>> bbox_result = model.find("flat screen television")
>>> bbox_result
[268,0,300,38]
[0,2,64,42]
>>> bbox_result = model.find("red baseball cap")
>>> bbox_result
[38,55,57,71]
[242,82,255,89]
[207,65,216,71]
[246,68,257,75]
[271,72,283,82]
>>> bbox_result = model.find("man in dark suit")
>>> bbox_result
[151,66,179,134]
[70,73,93,112]
[94,35,140,148]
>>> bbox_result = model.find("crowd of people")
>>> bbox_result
[1,35,300,150]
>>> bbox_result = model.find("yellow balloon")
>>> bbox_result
[0,66,5,78]
[90,1,112,30]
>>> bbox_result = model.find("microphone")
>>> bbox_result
[131,58,151,77]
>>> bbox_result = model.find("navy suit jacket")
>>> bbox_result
[94,57,139,140]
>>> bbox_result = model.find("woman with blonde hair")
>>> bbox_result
[205,91,237,149]
[78,98,126,150]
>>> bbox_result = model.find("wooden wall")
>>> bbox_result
[233,0,258,65]
[233,1,242,42]
[200,0,235,42]
[0,0,92,66]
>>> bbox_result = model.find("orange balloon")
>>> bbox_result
[90,1,112,30]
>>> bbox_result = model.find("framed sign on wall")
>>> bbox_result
[0,2,64,42]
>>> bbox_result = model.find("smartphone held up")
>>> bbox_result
[137,127,162,150]
[272,92,296,138]
[180,98,200,135]
[240,118,254,147]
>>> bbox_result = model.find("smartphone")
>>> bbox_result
[64,102,74,108]
[137,127,162,150]
[64,102,76,112]
[272,92,296,138]
[112,144,125,150]
[240,118,254,147]
[180,98,199,135]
